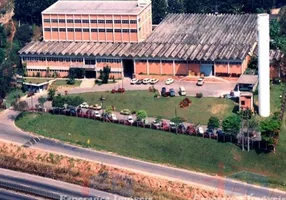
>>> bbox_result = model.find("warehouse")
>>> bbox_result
[19,1,258,79]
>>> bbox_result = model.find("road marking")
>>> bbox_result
[23,137,41,148]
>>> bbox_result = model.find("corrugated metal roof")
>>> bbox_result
[20,13,258,61]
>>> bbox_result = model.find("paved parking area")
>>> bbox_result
[62,78,236,97]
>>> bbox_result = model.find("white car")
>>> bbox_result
[169,121,177,130]
[79,102,89,108]
[151,120,160,129]
[197,126,204,134]
[179,86,186,96]
[94,111,101,118]
[150,78,159,84]
[143,78,151,84]
[127,115,134,124]
[165,78,174,85]
[108,113,118,121]
[197,78,204,86]
[130,78,138,84]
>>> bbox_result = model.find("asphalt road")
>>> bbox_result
[0,167,126,200]
[1,109,286,198]
[0,188,38,200]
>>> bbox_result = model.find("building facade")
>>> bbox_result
[20,1,259,79]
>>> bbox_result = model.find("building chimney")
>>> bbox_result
[257,13,270,117]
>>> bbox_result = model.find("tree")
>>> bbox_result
[168,0,185,14]
[47,87,57,100]
[152,0,167,24]
[52,94,65,108]
[105,105,114,114]
[67,76,75,85]
[38,96,47,108]
[155,116,163,123]
[99,66,111,84]
[170,116,184,126]
[222,115,241,136]
[260,118,280,145]
[207,116,220,129]
[65,96,83,107]
[13,101,28,111]
[136,110,147,121]
[14,24,33,46]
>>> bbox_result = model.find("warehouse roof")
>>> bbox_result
[42,0,145,15]
[20,13,258,60]
[254,48,284,61]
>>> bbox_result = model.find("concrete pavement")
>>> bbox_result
[0,109,286,198]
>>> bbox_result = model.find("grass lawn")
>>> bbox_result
[24,78,53,84]
[51,80,82,88]
[69,91,236,124]
[16,112,286,190]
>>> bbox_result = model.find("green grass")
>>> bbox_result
[51,80,82,88]
[15,112,286,190]
[69,91,236,124]
[24,78,53,84]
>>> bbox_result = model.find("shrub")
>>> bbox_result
[179,98,192,108]
[196,93,203,98]
[207,116,220,129]
[67,77,76,85]
[36,72,41,77]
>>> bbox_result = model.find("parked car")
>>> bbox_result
[79,102,89,108]
[160,121,169,131]
[161,87,167,97]
[179,86,186,96]
[120,109,131,115]
[196,78,204,86]
[178,123,186,133]
[143,78,151,84]
[108,113,118,121]
[165,78,174,85]
[197,126,204,135]
[169,121,177,130]
[186,125,196,135]
[151,120,161,129]
[89,104,102,110]
[150,78,159,84]
[169,88,176,97]
[127,115,134,124]
[94,111,101,118]
[130,78,138,84]
[136,79,143,84]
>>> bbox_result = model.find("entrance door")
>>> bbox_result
[85,70,96,78]
[200,64,213,76]
[122,59,134,78]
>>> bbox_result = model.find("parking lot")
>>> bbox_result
[63,78,237,97]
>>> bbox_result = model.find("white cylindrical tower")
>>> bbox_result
[258,14,270,117]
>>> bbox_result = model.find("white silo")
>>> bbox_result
[257,14,270,117]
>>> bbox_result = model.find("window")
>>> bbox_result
[114,20,121,24]
[91,29,98,32]
[106,29,113,32]
[67,28,74,32]
[130,29,137,33]
[115,29,121,33]
[82,20,89,23]
[122,29,129,33]
[75,28,81,32]
[59,19,65,23]
[130,20,137,24]
[175,60,187,64]
[136,59,147,63]
[90,20,97,23]
[98,20,105,23]
[106,20,112,23]
[85,59,96,65]
[44,19,50,23]
[83,29,89,32]
[44,28,51,31]
[99,29,105,32]
[39,57,45,61]
[122,20,129,24]
[51,19,58,23]
[67,19,73,23]
[241,101,245,106]
[138,18,141,22]
[52,28,58,31]
[74,19,81,23]
[161,60,172,63]
[58,58,64,62]
[59,28,66,32]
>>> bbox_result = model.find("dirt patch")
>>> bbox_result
[210,104,229,115]
[0,141,234,200]
[232,151,241,162]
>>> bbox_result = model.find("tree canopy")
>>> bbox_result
[222,115,241,135]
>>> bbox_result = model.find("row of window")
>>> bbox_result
[44,19,138,24]
[136,60,241,64]
[27,69,69,72]
[44,28,138,33]
[23,57,122,63]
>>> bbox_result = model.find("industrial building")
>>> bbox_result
[19,0,259,79]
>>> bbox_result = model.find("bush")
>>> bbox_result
[207,116,220,129]
[196,93,203,98]
[36,72,41,77]
[67,77,75,85]
[273,78,281,85]
[111,89,116,94]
